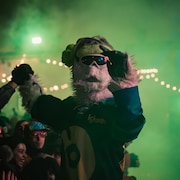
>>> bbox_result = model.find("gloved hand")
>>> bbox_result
[100,45,128,78]
[11,64,34,85]
[101,45,139,90]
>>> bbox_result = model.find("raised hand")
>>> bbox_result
[11,64,34,85]
[100,45,128,78]
[100,45,139,90]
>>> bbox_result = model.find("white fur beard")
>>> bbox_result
[73,77,111,92]
[82,82,104,92]
[73,80,113,104]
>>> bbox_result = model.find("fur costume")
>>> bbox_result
[18,74,43,113]
[62,36,139,105]
[14,35,145,180]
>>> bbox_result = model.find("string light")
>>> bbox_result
[52,60,57,65]
[58,62,64,67]
[2,73,6,78]
[0,58,179,93]
[46,59,51,64]
[139,69,180,93]
[1,79,6,83]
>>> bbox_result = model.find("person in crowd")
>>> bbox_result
[0,119,29,151]
[13,120,29,140]
[23,121,50,162]
[1,35,146,180]
[0,137,27,180]
[0,145,15,180]
[0,144,13,163]
[22,122,61,180]
[8,138,27,180]
[0,120,28,179]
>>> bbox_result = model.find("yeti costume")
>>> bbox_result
[15,36,145,180]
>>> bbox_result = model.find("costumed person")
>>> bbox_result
[10,35,145,180]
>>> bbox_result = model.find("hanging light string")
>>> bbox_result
[137,68,180,93]
[1,58,180,93]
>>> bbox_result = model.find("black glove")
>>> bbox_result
[11,64,34,85]
[100,45,128,78]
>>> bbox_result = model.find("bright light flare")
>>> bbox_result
[32,37,42,44]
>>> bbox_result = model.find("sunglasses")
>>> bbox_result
[80,54,110,65]
[31,131,47,138]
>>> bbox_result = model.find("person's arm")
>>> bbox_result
[0,81,17,110]
[112,87,145,143]
[0,64,34,110]
[102,48,145,142]
[30,94,66,131]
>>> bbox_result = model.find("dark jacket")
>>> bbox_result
[30,86,145,180]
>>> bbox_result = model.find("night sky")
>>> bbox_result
[0,0,180,179]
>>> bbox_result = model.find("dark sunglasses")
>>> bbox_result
[80,54,110,65]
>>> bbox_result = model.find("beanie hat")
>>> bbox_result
[62,35,114,67]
